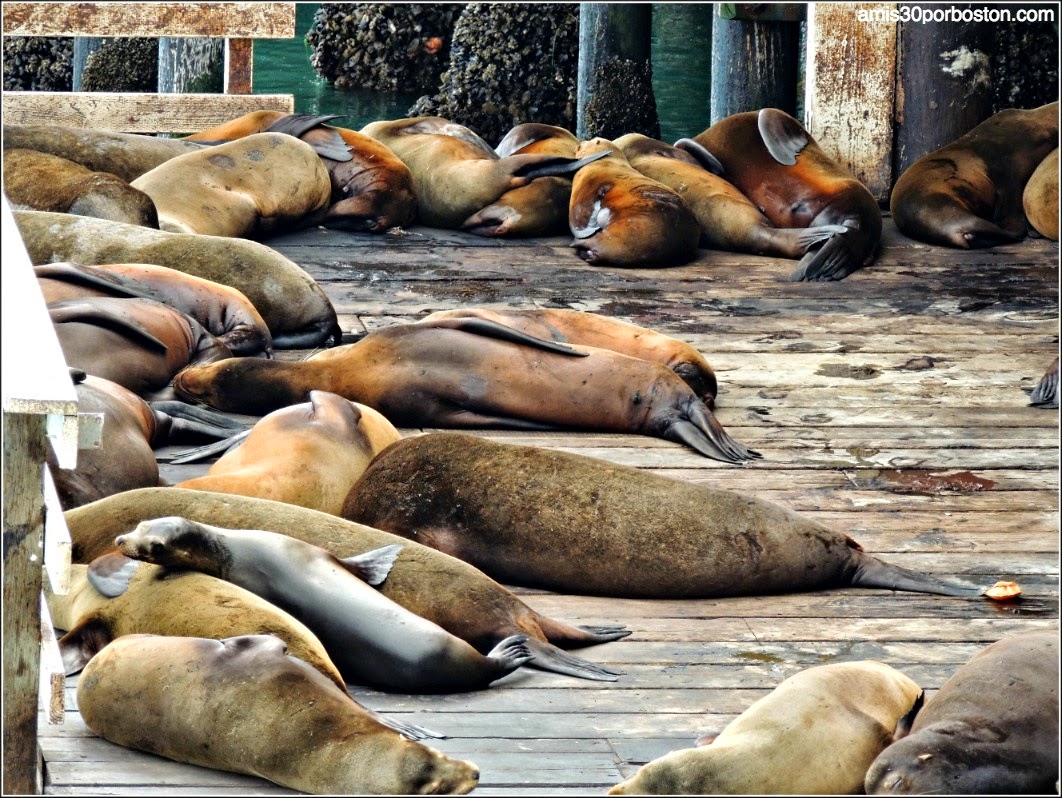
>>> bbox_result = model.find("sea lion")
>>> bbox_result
[421,307,718,406]
[890,102,1059,248]
[176,390,402,516]
[680,108,883,281]
[568,137,702,267]
[1024,147,1059,240]
[865,629,1059,794]
[130,132,332,239]
[14,210,341,348]
[1029,356,1059,409]
[49,296,233,398]
[3,148,159,227]
[614,133,847,260]
[115,516,534,693]
[77,633,481,794]
[36,261,274,358]
[65,488,631,682]
[359,116,607,229]
[342,432,996,599]
[2,123,206,182]
[170,316,757,463]
[609,660,924,794]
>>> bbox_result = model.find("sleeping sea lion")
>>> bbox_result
[610,660,924,794]
[568,137,702,267]
[341,432,997,599]
[116,516,534,693]
[680,108,883,281]
[1024,147,1059,240]
[171,316,757,463]
[77,633,480,794]
[890,101,1059,248]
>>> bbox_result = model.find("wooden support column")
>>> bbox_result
[159,37,225,94]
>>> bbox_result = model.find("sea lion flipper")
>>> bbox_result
[58,618,114,676]
[264,114,353,162]
[892,690,925,741]
[420,318,589,357]
[788,228,862,282]
[1029,357,1059,408]
[48,301,170,353]
[159,428,250,464]
[757,108,809,166]
[796,224,849,253]
[35,262,145,299]
[362,707,446,741]
[672,138,727,176]
[86,552,142,597]
[513,150,610,181]
[694,733,718,747]
[850,555,985,596]
[149,400,250,441]
[668,402,761,464]
[338,543,405,586]
[523,637,623,682]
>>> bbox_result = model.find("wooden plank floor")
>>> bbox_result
[42,219,1059,795]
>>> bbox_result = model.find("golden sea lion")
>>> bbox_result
[610,660,924,794]
[77,633,481,794]
[3,148,159,227]
[569,137,702,267]
[890,102,1059,248]
[681,108,883,280]
[1024,147,1059,240]
[14,210,341,348]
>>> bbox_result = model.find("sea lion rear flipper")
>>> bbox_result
[892,690,925,741]
[158,428,250,464]
[1029,357,1059,408]
[363,708,446,741]
[58,618,115,676]
[672,138,727,176]
[264,114,353,162]
[48,301,169,353]
[758,108,810,166]
[86,551,142,597]
[149,400,250,441]
[338,543,405,586]
[419,318,589,357]
[523,637,623,682]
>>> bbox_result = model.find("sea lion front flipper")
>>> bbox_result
[672,138,727,176]
[796,224,849,252]
[788,227,863,282]
[48,301,170,353]
[35,262,147,300]
[523,637,623,682]
[86,552,143,598]
[664,400,761,464]
[512,150,611,182]
[1029,356,1059,408]
[338,543,405,586]
[892,690,925,741]
[58,618,115,676]
[149,400,250,441]
[158,428,250,464]
[849,554,986,596]
[265,113,353,162]
[362,708,446,741]
[419,317,589,357]
[757,108,810,166]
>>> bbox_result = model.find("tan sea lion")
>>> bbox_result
[36,261,273,358]
[170,316,758,463]
[610,660,924,794]
[342,432,995,599]
[680,108,883,281]
[865,629,1060,795]
[1024,147,1059,240]
[3,148,159,227]
[116,516,534,693]
[130,132,332,239]
[890,102,1059,248]
[176,390,402,516]
[615,133,847,260]
[1029,356,1059,408]
[14,210,341,348]
[421,307,718,406]
[77,633,481,794]
[66,488,631,682]
[568,136,701,267]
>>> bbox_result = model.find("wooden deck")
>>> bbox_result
[42,219,1059,795]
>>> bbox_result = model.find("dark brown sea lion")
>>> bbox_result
[890,102,1059,248]
[176,390,402,516]
[421,307,718,406]
[115,516,534,693]
[66,488,631,682]
[49,296,233,398]
[14,210,341,349]
[680,108,883,281]
[77,633,481,794]
[610,661,924,794]
[171,317,757,463]
[35,261,274,358]
[1029,356,1059,409]
[3,148,159,227]
[569,137,702,267]
[864,629,1059,795]
[1024,147,1059,241]
[615,133,847,260]
[342,432,996,599]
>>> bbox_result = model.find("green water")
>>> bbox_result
[252,3,715,142]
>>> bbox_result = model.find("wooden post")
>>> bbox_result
[71,36,103,90]
[158,37,224,93]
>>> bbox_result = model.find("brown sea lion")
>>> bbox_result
[342,432,995,599]
[49,296,233,398]
[1029,356,1059,409]
[1024,147,1059,240]
[610,661,924,794]
[568,137,701,267]
[116,516,534,693]
[77,633,481,794]
[14,210,341,349]
[680,108,883,281]
[130,132,332,239]
[3,148,159,227]
[170,317,758,463]
[35,261,273,358]
[176,390,401,516]
[66,488,631,682]
[865,629,1060,795]
[2,123,206,182]
[421,307,718,406]
[890,102,1059,248]
[614,133,847,260]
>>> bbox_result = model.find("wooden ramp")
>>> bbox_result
[42,219,1059,795]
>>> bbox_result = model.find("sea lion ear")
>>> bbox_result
[58,618,114,675]
[892,690,925,741]
[86,551,142,597]
[339,543,405,586]
[757,108,809,166]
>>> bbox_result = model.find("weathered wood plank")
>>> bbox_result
[1,3,295,38]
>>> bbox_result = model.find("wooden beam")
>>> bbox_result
[224,38,254,95]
